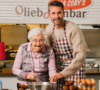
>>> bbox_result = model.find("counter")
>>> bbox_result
[0,68,100,76]
[0,73,14,76]
[85,68,100,75]
[0,68,100,90]
[0,68,15,76]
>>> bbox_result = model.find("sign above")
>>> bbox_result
[14,0,93,20]
[0,0,100,24]
[48,0,93,10]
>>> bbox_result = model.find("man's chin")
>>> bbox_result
[54,23,61,26]
[53,21,61,25]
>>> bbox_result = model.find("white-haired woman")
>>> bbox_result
[12,27,56,90]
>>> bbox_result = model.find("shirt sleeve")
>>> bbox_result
[12,45,27,79]
[60,26,89,79]
[48,48,56,77]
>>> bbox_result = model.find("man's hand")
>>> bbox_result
[50,73,64,82]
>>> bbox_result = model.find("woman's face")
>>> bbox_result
[31,34,44,52]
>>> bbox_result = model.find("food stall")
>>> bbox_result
[0,0,100,90]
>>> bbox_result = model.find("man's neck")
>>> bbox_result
[55,20,64,29]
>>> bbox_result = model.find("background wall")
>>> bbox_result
[82,29,100,58]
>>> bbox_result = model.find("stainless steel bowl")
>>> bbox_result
[29,82,52,90]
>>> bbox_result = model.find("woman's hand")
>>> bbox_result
[50,73,64,82]
[27,72,38,80]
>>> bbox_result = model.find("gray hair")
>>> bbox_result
[28,27,48,44]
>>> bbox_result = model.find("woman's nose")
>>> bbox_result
[36,41,40,45]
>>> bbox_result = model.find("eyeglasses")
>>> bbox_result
[31,39,44,43]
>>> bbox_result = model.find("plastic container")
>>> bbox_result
[0,80,2,90]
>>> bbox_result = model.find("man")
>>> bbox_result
[45,1,90,90]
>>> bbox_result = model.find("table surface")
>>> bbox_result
[0,68,100,76]
[85,68,100,75]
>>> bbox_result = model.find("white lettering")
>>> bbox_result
[61,0,66,6]
[67,0,86,6]
[82,0,86,6]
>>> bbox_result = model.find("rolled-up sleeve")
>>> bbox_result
[60,27,89,78]
[12,45,28,79]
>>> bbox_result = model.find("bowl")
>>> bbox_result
[29,82,52,90]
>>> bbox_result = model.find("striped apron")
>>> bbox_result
[51,23,85,90]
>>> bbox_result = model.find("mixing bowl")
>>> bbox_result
[29,82,52,90]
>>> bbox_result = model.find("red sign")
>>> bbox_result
[48,0,92,10]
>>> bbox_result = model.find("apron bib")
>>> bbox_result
[31,52,49,82]
[18,44,49,82]
[51,22,85,90]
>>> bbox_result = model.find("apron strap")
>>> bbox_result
[52,25,55,35]
[52,21,73,58]
[63,21,67,37]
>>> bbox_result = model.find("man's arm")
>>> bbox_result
[60,26,89,79]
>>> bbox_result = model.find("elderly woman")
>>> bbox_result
[12,27,56,89]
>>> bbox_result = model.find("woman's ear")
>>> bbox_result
[29,38,32,41]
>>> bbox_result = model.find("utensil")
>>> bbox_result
[29,82,52,90]
[29,66,42,84]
